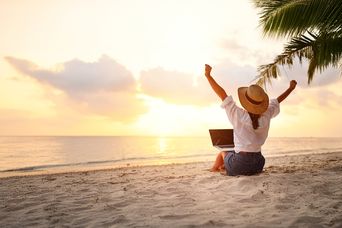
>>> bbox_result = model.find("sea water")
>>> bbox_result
[0,136,342,176]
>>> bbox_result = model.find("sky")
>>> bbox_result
[0,0,342,137]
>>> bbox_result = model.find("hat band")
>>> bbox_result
[245,91,263,105]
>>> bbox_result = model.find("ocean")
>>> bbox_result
[1,136,342,177]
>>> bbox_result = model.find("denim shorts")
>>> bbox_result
[224,151,265,176]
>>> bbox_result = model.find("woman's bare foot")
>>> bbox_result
[220,170,228,175]
[209,167,220,172]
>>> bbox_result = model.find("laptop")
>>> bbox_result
[209,129,234,151]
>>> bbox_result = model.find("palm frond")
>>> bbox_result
[306,32,342,82]
[254,0,342,37]
[307,57,317,83]
[256,31,342,85]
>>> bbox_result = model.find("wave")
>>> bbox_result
[2,149,342,173]
[0,153,215,173]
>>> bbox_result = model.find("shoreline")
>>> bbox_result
[1,151,342,227]
[1,150,341,179]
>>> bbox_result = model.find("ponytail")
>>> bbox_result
[248,112,260,130]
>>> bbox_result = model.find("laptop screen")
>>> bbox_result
[209,129,234,146]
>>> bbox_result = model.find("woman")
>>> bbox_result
[204,64,297,176]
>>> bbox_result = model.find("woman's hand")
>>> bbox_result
[205,64,212,77]
[277,80,297,103]
[289,80,297,90]
[203,64,227,101]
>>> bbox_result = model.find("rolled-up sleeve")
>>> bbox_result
[221,96,244,124]
[220,96,234,109]
[266,99,280,118]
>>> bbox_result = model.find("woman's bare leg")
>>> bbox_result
[210,151,227,172]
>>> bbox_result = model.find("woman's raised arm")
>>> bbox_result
[277,80,297,103]
[204,64,227,101]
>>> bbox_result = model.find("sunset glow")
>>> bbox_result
[1,0,341,137]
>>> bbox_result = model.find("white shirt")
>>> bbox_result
[221,96,280,153]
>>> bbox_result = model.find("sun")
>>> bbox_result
[135,97,184,136]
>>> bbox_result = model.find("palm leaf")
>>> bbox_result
[256,31,342,85]
[254,0,342,37]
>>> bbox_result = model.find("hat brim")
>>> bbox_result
[238,87,269,115]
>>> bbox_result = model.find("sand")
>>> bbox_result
[1,152,341,227]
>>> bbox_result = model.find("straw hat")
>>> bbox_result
[238,84,269,114]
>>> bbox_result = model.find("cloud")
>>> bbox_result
[220,38,284,66]
[140,67,214,105]
[203,60,258,90]
[277,59,341,87]
[139,60,258,106]
[5,55,147,121]
[5,55,135,95]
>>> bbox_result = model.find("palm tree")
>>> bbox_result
[254,0,342,85]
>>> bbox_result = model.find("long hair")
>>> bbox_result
[248,112,260,130]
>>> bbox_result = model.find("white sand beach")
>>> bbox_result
[1,152,341,227]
